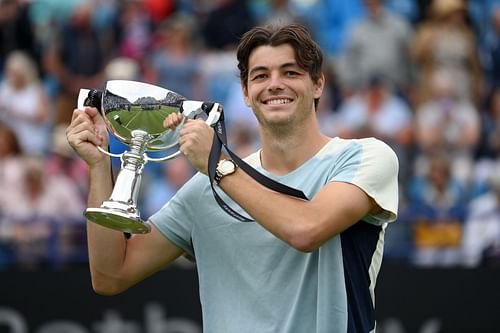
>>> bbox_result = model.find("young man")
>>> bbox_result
[66,23,399,333]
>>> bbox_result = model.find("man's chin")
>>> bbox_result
[262,114,296,129]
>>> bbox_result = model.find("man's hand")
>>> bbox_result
[163,113,214,175]
[66,107,109,167]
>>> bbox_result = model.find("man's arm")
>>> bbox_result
[86,160,183,295]
[167,117,390,253]
[217,169,378,252]
[67,107,184,295]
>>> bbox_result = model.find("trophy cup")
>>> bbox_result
[77,80,222,234]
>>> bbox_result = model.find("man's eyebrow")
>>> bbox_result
[249,66,268,76]
[249,62,300,76]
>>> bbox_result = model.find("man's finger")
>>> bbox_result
[163,113,184,129]
[83,106,100,117]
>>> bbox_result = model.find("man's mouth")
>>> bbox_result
[264,98,293,105]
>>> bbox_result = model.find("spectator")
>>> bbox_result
[414,70,480,184]
[476,88,500,160]
[146,14,204,100]
[336,75,413,143]
[201,0,255,51]
[479,5,500,94]
[0,155,85,267]
[0,122,25,209]
[411,0,483,105]
[472,87,500,197]
[0,0,37,74]
[0,51,51,156]
[405,153,467,267]
[0,122,25,265]
[115,0,153,63]
[462,172,500,267]
[339,0,414,94]
[43,2,106,125]
[0,154,85,221]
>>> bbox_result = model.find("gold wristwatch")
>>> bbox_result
[215,159,237,184]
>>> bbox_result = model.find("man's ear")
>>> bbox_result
[242,84,251,107]
[313,74,325,99]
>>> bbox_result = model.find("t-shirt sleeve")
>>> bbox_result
[329,138,399,225]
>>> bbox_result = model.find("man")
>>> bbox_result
[66,23,399,333]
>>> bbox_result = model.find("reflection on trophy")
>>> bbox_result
[77,80,221,234]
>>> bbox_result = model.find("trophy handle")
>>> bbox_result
[77,89,91,110]
[147,102,222,163]
[97,146,123,158]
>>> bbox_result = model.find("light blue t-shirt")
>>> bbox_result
[150,137,399,333]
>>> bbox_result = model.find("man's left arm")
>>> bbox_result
[217,171,379,252]
[173,119,398,252]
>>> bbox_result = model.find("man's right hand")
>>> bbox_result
[66,107,110,167]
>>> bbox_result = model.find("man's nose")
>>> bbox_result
[268,72,285,91]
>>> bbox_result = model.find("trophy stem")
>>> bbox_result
[84,130,151,234]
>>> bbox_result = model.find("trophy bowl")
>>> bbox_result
[77,80,221,233]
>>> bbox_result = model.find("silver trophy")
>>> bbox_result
[77,80,221,234]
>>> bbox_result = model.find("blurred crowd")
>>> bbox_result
[1,0,500,269]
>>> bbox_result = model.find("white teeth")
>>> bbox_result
[267,99,291,105]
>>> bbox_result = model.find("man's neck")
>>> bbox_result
[259,121,330,176]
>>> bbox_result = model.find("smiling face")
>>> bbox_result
[242,44,324,132]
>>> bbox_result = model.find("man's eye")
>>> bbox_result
[251,74,267,80]
[286,71,299,77]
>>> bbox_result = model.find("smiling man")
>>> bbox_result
[67,23,399,333]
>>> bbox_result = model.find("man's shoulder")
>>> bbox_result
[331,137,398,168]
[358,137,398,164]
[329,136,394,152]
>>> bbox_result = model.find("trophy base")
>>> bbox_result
[84,208,151,234]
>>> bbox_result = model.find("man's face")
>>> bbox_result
[242,44,324,131]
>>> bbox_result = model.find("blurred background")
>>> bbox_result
[1,0,500,332]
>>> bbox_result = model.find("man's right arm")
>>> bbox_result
[68,107,184,295]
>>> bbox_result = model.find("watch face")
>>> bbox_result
[220,160,235,174]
